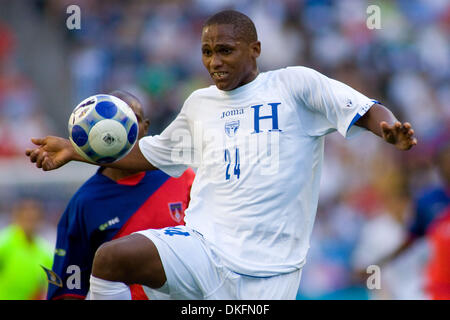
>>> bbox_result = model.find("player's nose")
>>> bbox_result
[209,53,223,70]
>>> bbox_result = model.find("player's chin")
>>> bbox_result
[212,78,235,91]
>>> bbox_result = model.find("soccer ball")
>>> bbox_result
[68,94,138,164]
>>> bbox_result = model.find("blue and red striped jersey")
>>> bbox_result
[47,168,194,300]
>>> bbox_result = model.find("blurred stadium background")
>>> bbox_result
[0,0,449,299]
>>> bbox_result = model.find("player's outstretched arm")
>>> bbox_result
[25,136,156,172]
[26,136,80,170]
[355,104,418,150]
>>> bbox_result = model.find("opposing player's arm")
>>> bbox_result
[25,136,157,172]
[355,103,417,150]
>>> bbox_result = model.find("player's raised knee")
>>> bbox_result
[92,238,130,282]
[92,234,166,287]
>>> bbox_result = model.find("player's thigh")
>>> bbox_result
[136,226,226,299]
[93,233,166,288]
[208,269,303,299]
[240,269,303,299]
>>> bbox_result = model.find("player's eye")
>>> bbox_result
[220,48,232,55]
[202,48,212,56]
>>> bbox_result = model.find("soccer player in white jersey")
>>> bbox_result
[26,10,417,299]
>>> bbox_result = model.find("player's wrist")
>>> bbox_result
[64,138,83,162]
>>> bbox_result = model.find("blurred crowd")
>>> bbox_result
[0,23,54,157]
[0,0,449,299]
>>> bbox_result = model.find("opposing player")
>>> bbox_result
[45,91,194,300]
[363,130,449,298]
[26,10,417,299]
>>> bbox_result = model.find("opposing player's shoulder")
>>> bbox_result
[61,173,102,219]
[72,173,103,199]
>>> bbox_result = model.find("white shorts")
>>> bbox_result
[134,226,302,300]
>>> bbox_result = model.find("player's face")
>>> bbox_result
[201,24,260,91]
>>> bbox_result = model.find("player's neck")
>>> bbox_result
[101,167,144,182]
[239,68,259,88]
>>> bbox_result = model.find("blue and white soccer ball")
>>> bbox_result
[68,94,138,164]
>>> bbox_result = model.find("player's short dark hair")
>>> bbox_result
[109,90,145,118]
[203,10,258,43]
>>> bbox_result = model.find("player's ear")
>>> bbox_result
[143,118,150,134]
[250,41,261,59]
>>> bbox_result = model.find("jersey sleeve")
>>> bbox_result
[139,100,197,178]
[284,66,377,138]
[47,197,91,300]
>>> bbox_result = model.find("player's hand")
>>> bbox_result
[25,136,77,171]
[380,121,417,150]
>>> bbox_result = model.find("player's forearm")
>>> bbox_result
[27,135,158,172]
[102,142,157,172]
[76,141,156,172]
[355,104,398,137]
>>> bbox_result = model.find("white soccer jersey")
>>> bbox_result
[139,66,376,277]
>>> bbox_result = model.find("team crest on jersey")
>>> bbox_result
[225,120,240,137]
[41,265,63,287]
[168,202,184,223]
